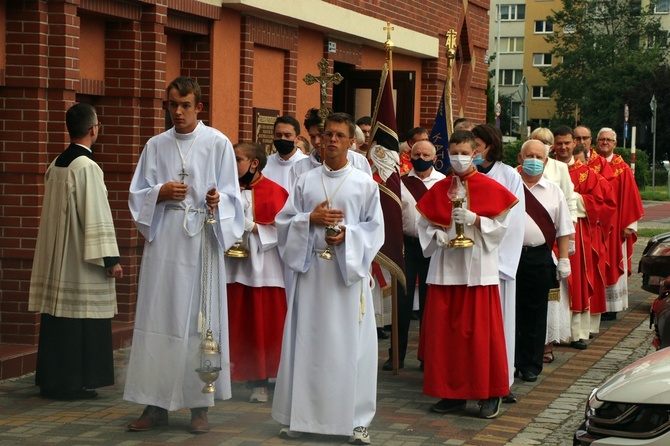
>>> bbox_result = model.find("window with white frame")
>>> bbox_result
[656,0,670,13]
[499,69,524,86]
[532,86,551,99]
[533,53,552,67]
[535,20,554,33]
[499,37,525,52]
[500,4,526,20]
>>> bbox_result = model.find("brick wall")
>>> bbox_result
[0,0,490,348]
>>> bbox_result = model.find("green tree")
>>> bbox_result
[543,0,666,131]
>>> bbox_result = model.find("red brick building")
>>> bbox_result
[0,0,490,379]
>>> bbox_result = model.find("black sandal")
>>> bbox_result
[543,351,555,363]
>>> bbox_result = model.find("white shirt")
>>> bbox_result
[264,150,308,191]
[400,168,445,238]
[523,176,575,247]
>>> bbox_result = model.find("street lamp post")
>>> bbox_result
[650,94,657,189]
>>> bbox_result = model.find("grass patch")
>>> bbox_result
[638,228,670,238]
[639,185,670,201]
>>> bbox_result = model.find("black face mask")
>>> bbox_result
[411,158,434,172]
[239,164,257,186]
[273,139,295,156]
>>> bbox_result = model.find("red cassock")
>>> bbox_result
[605,155,644,284]
[227,175,288,382]
[417,171,517,400]
[567,161,605,313]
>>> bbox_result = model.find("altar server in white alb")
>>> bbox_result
[272,112,384,445]
[124,76,244,434]
[471,124,525,399]
[288,107,371,190]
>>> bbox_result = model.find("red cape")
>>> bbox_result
[416,170,518,227]
[244,175,288,224]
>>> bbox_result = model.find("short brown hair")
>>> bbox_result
[167,76,201,105]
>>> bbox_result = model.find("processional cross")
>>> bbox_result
[303,58,344,130]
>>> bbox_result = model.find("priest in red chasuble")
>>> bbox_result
[553,126,605,349]
[596,128,644,318]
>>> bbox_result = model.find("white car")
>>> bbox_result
[574,347,670,445]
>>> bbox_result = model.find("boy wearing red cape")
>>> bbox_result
[226,142,289,404]
[416,130,518,419]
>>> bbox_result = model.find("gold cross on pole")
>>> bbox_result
[445,29,457,63]
[303,58,344,126]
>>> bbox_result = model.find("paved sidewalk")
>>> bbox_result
[0,238,658,445]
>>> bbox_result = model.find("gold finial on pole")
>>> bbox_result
[303,58,344,132]
[444,29,457,136]
[384,21,395,64]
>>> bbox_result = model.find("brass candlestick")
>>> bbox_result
[447,176,474,248]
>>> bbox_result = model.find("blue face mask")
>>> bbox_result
[472,154,484,166]
[411,158,434,172]
[522,158,544,176]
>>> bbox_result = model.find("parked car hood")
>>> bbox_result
[596,348,670,404]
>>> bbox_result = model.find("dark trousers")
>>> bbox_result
[515,245,554,376]
[390,235,430,361]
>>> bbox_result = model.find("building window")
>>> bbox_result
[500,4,526,20]
[648,30,669,47]
[500,37,525,53]
[533,53,552,67]
[535,20,554,34]
[656,0,670,13]
[499,69,524,86]
[532,86,551,99]
[631,0,642,16]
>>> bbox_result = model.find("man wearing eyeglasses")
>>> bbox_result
[272,112,384,444]
[596,127,644,321]
[29,103,123,400]
[574,126,614,180]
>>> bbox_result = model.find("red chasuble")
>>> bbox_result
[416,170,518,227]
[567,161,605,314]
[587,149,615,181]
[227,174,289,382]
[605,155,644,283]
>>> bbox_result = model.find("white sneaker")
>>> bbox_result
[279,426,302,439]
[249,386,268,403]
[349,426,370,445]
